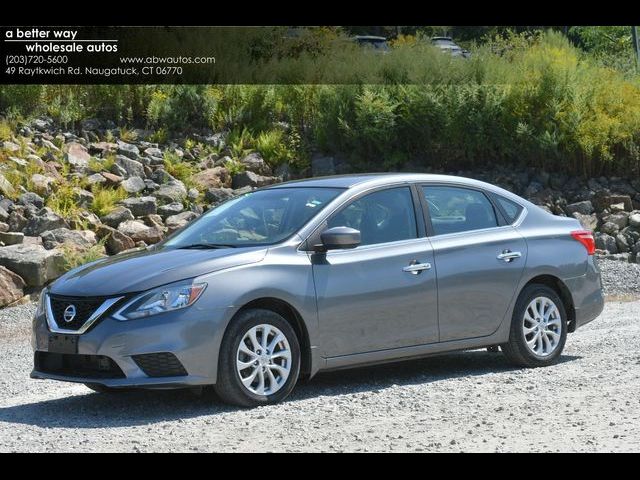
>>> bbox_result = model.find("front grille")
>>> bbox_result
[34,352,125,379]
[132,353,188,377]
[49,295,107,331]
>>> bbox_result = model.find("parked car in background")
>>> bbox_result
[431,36,471,58]
[353,35,390,53]
[31,174,603,407]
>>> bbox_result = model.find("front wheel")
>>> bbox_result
[501,284,568,368]
[214,309,301,407]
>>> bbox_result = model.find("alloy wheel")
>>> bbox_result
[522,296,562,357]
[236,324,292,395]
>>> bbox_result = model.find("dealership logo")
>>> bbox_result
[63,305,77,323]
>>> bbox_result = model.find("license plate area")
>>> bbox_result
[48,334,78,354]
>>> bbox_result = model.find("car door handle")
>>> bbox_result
[403,262,432,274]
[497,250,522,262]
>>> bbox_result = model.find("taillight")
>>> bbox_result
[571,230,595,255]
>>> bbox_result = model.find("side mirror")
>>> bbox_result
[316,226,361,252]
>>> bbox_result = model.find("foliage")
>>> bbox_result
[59,239,108,272]
[90,185,127,217]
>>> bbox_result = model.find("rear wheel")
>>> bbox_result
[501,284,567,368]
[214,309,300,407]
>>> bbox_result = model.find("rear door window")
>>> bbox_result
[422,186,498,236]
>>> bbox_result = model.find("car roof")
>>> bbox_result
[269,173,491,190]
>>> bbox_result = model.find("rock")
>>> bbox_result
[96,225,136,255]
[117,220,163,244]
[232,171,278,189]
[158,202,184,219]
[629,213,640,229]
[615,233,630,253]
[1,140,20,152]
[0,231,24,246]
[8,211,27,232]
[0,243,65,287]
[88,141,117,154]
[40,228,97,250]
[241,152,272,176]
[100,206,134,228]
[0,223,8,233]
[311,155,335,176]
[86,173,106,185]
[80,118,101,131]
[595,232,618,254]
[192,167,231,189]
[18,192,45,209]
[65,142,90,171]
[116,141,140,160]
[155,180,187,203]
[74,187,94,207]
[0,207,8,223]
[603,213,629,230]
[204,187,234,205]
[566,201,594,216]
[572,212,598,231]
[143,214,165,231]
[115,155,145,178]
[101,171,124,185]
[0,173,16,198]
[119,196,157,217]
[144,147,163,157]
[30,173,55,195]
[23,208,69,236]
[0,266,26,308]
[600,222,620,236]
[121,176,146,194]
[165,211,198,233]
[149,169,175,185]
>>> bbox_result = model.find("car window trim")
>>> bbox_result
[298,183,424,252]
[418,183,507,238]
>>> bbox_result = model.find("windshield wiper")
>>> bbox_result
[177,243,237,249]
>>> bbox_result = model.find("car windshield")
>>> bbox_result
[164,187,343,248]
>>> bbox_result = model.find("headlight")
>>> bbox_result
[36,288,48,317]
[113,280,207,321]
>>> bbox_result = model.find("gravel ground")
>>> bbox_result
[0,264,638,452]
[597,257,640,297]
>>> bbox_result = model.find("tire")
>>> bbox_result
[501,284,568,368]
[214,309,301,407]
[84,383,132,394]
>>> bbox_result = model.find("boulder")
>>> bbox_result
[80,118,102,131]
[121,176,146,194]
[119,196,157,217]
[155,180,187,203]
[116,140,140,160]
[0,244,65,287]
[18,192,45,209]
[565,200,594,216]
[115,155,145,178]
[40,228,97,251]
[144,147,163,157]
[615,233,630,253]
[88,141,117,154]
[30,173,55,195]
[87,173,107,185]
[8,211,27,232]
[0,173,16,198]
[0,266,26,308]
[0,232,24,246]
[594,232,617,254]
[204,187,234,205]
[241,152,272,176]
[311,155,335,177]
[24,208,69,236]
[101,171,124,185]
[65,142,90,171]
[232,171,278,189]
[192,167,231,189]
[571,212,598,231]
[165,211,198,233]
[100,206,134,228]
[96,225,135,255]
[117,220,163,244]
[158,202,184,219]
[603,213,628,230]
[629,213,640,229]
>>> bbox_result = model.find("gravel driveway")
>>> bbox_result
[1,260,639,452]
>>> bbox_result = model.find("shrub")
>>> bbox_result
[90,185,127,217]
[59,239,108,272]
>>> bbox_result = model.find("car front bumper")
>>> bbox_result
[31,302,232,389]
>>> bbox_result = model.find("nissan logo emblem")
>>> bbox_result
[63,305,77,323]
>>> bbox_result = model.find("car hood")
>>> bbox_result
[49,246,268,297]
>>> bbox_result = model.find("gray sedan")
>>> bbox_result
[31,174,604,406]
